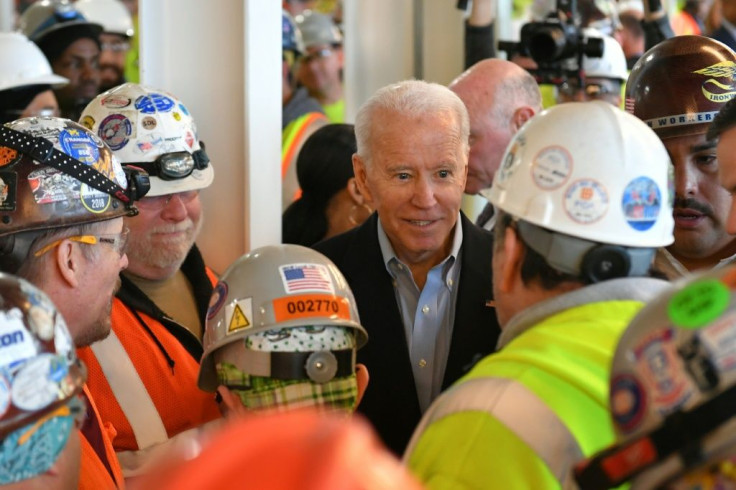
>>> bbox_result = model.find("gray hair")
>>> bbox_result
[18,221,110,283]
[354,79,470,164]
[491,70,543,128]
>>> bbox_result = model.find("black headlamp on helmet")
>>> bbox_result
[132,145,210,181]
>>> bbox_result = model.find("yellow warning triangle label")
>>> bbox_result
[228,304,250,333]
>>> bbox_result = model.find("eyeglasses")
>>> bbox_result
[135,190,199,211]
[558,80,620,100]
[130,148,210,181]
[34,227,130,258]
[303,47,335,63]
[101,41,131,53]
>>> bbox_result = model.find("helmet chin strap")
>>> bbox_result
[0,125,149,205]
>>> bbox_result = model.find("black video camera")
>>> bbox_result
[498,0,604,86]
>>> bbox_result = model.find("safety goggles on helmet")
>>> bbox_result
[130,147,210,181]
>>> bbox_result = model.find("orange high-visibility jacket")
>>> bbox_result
[79,384,125,489]
[77,246,221,475]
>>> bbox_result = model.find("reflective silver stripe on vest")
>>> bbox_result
[405,377,584,489]
[90,329,169,453]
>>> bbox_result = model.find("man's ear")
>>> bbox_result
[352,154,373,204]
[511,106,535,132]
[498,226,525,294]
[345,177,364,205]
[55,240,80,288]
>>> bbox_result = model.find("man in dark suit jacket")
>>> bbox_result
[314,79,501,455]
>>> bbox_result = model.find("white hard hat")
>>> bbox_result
[483,101,674,248]
[583,28,628,81]
[576,264,736,488]
[295,10,342,49]
[75,0,134,38]
[0,32,68,92]
[80,83,214,197]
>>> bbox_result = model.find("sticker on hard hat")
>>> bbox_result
[0,376,9,418]
[273,294,351,323]
[10,354,68,411]
[0,309,35,370]
[173,112,181,121]
[563,179,609,224]
[54,316,73,357]
[225,297,252,335]
[135,134,164,155]
[98,113,134,151]
[101,95,132,109]
[80,183,111,213]
[692,61,736,103]
[496,140,523,185]
[667,279,730,329]
[28,304,54,341]
[0,172,17,212]
[610,374,646,433]
[58,129,100,165]
[80,115,95,130]
[645,111,719,130]
[28,168,80,204]
[634,328,694,415]
[696,309,736,374]
[279,263,335,294]
[0,147,20,167]
[178,103,190,116]
[531,146,572,190]
[141,116,157,131]
[207,281,228,320]
[135,93,175,114]
[622,177,661,231]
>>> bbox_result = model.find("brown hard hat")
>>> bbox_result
[625,35,736,140]
[0,117,138,272]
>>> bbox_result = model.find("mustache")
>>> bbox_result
[673,197,714,217]
[151,221,193,234]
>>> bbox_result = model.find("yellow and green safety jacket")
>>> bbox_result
[405,277,670,490]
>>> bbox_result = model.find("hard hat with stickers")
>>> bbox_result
[198,244,368,412]
[575,264,736,489]
[0,272,86,484]
[80,83,214,197]
[482,101,674,282]
[0,116,149,272]
[626,35,736,140]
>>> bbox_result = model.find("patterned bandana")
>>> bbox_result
[0,410,74,484]
[217,362,358,413]
[244,325,355,351]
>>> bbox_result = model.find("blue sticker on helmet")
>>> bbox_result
[98,114,132,151]
[611,374,646,433]
[207,282,228,320]
[58,129,99,165]
[622,176,661,231]
[135,93,175,114]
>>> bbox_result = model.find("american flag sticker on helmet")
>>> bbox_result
[278,263,335,294]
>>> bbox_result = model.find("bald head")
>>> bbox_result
[449,58,542,194]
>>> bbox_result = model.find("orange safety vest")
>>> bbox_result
[281,112,328,202]
[77,266,221,476]
[79,385,125,489]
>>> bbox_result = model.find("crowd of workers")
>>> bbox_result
[3,0,736,488]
